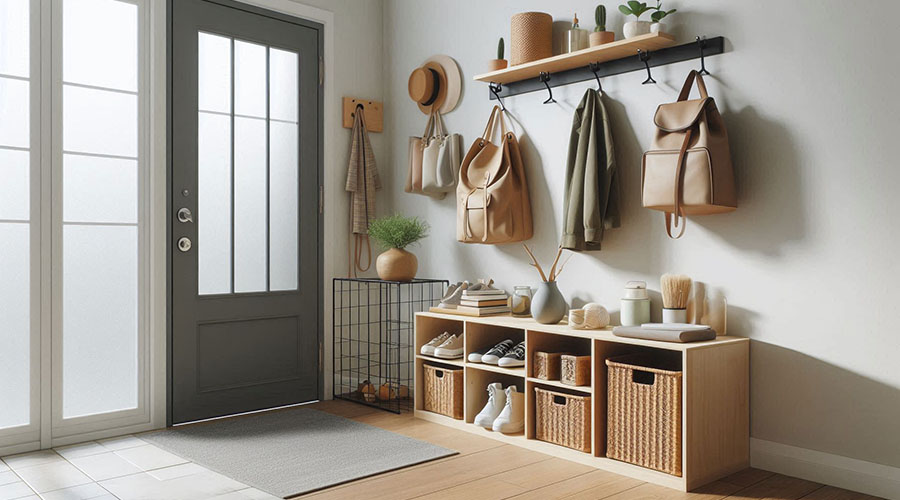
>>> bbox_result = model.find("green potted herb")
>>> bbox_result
[589,5,615,47]
[650,1,676,33]
[368,214,429,281]
[487,37,507,72]
[618,1,653,39]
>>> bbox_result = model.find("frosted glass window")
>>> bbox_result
[234,117,267,293]
[0,0,29,78]
[0,223,30,429]
[269,122,298,291]
[269,48,298,123]
[63,154,137,224]
[198,112,232,295]
[63,0,137,91]
[63,225,138,418]
[0,77,29,148]
[63,85,137,157]
[198,32,231,114]
[234,40,266,118]
[0,149,30,220]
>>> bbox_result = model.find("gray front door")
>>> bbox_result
[170,0,322,424]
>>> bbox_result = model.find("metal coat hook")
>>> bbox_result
[696,36,711,75]
[539,72,556,104]
[589,62,603,92]
[488,82,506,111]
[637,49,656,84]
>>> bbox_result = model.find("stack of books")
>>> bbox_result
[456,288,510,316]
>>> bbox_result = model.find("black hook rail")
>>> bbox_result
[487,35,724,101]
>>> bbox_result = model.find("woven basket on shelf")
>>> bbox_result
[560,355,590,386]
[510,12,552,66]
[534,387,591,452]
[533,351,567,380]
[606,354,683,476]
[423,364,463,420]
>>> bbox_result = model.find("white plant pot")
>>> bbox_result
[623,20,651,39]
[650,22,666,34]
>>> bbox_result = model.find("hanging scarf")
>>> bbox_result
[345,105,381,276]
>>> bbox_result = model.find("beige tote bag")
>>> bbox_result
[405,113,434,194]
[421,111,461,198]
[642,70,736,238]
[457,106,533,244]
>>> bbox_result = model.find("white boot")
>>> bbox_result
[492,386,524,433]
[473,383,505,429]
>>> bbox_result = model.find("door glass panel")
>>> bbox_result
[269,47,298,122]
[63,85,137,157]
[234,117,267,293]
[198,112,232,295]
[234,40,266,118]
[269,121,298,291]
[0,0,29,78]
[63,0,137,91]
[63,225,138,418]
[64,154,137,224]
[0,223,30,429]
[0,149,30,220]
[0,77,29,148]
[198,32,231,114]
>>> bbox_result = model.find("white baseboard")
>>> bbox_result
[751,438,900,499]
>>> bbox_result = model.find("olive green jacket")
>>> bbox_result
[561,88,620,251]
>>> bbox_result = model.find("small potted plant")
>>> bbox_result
[650,1,676,33]
[589,5,615,47]
[618,1,653,39]
[368,214,429,282]
[487,37,507,72]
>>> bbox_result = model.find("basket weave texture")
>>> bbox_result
[606,354,683,476]
[423,364,463,420]
[533,351,565,380]
[534,387,591,452]
[560,355,590,386]
[510,12,553,66]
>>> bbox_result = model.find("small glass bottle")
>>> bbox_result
[567,13,589,53]
[511,286,533,317]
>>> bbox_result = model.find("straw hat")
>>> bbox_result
[407,55,461,115]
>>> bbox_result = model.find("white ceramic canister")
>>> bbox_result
[620,281,650,326]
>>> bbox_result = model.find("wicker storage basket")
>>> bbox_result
[606,354,683,476]
[560,355,590,386]
[423,364,463,420]
[533,351,567,380]
[510,12,553,66]
[534,387,591,452]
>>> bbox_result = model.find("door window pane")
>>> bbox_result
[63,0,137,91]
[198,112,232,295]
[0,0,28,77]
[63,85,137,157]
[269,48,298,123]
[63,154,137,224]
[198,32,231,114]
[0,77,29,148]
[0,149,30,220]
[63,225,138,418]
[234,40,266,118]
[234,117,267,293]
[269,122,298,291]
[0,223,30,429]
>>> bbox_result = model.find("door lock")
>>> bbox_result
[177,237,192,252]
[177,207,193,223]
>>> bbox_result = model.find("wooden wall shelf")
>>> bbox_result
[413,312,749,492]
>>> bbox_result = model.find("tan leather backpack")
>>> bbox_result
[642,70,736,238]
[457,106,533,244]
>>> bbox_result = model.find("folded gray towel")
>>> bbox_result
[612,326,716,343]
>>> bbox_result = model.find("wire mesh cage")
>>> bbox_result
[333,278,447,413]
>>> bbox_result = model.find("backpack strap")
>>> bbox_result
[665,126,693,239]
[677,70,709,102]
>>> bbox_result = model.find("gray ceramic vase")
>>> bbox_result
[531,281,567,324]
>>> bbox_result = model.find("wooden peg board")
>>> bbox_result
[342,97,383,133]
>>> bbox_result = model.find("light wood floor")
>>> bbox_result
[299,400,881,500]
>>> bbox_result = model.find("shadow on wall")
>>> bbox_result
[750,340,900,469]
[695,103,808,256]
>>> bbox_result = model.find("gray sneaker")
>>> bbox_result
[439,281,469,309]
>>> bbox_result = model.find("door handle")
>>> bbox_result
[177,207,193,223]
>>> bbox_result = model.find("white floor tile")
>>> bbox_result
[0,462,8,473]
[99,472,199,500]
[39,482,110,500]
[0,472,18,487]
[113,445,187,472]
[87,495,115,500]
[68,452,142,482]
[162,470,246,498]
[13,461,90,494]
[53,443,107,461]
[146,462,206,481]
[0,481,35,500]
[209,488,279,500]
[96,436,146,452]
[1,451,62,471]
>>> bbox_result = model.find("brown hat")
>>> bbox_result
[407,55,461,115]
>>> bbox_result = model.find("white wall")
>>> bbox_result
[381,0,900,491]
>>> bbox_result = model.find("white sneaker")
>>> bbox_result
[492,386,525,433]
[420,331,451,356]
[474,383,505,428]
[433,334,464,359]
[439,281,469,309]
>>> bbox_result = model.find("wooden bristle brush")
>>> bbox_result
[661,274,692,309]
